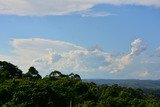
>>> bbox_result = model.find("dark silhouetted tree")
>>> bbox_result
[23,66,41,80]
[0,61,22,81]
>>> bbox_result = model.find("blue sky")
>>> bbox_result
[0,0,160,79]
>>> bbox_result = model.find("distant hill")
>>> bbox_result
[83,79,160,90]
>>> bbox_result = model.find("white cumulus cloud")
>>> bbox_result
[0,38,146,76]
[130,38,146,55]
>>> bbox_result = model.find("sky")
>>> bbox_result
[0,0,160,79]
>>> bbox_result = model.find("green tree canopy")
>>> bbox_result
[0,61,22,81]
[23,66,41,80]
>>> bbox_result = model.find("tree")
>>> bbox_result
[0,61,22,81]
[23,66,41,80]
[28,66,39,75]
[69,73,81,80]
[49,70,62,78]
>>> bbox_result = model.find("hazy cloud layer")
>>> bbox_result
[76,9,113,17]
[0,38,148,77]
[155,47,160,57]
[0,0,160,16]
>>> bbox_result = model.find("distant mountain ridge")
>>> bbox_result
[83,79,160,90]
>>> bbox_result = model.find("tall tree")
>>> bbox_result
[0,61,22,80]
[69,73,81,80]
[23,66,41,80]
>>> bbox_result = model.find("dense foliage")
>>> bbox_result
[0,61,160,107]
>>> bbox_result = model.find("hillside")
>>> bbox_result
[1,61,160,107]
[83,79,160,89]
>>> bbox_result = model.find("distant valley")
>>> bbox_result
[83,79,160,90]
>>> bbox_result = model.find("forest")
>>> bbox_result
[0,61,160,107]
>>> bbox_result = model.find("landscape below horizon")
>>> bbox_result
[83,79,160,89]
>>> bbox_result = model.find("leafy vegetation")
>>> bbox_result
[0,61,160,107]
